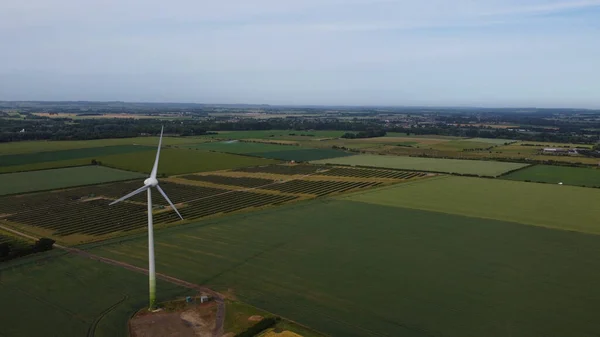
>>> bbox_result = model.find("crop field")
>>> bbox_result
[0,166,145,196]
[96,148,279,176]
[183,141,303,154]
[318,167,427,179]
[429,140,495,151]
[0,253,190,337]
[502,165,600,187]
[383,133,465,140]
[259,180,381,196]
[89,195,600,337]
[467,137,517,145]
[0,145,153,168]
[0,181,297,242]
[183,141,352,162]
[200,130,347,140]
[256,148,353,162]
[234,164,327,175]
[313,154,529,176]
[342,175,600,235]
[0,158,98,174]
[0,136,201,155]
[180,174,275,188]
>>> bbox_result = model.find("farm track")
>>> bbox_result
[0,224,226,337]
[87,295,128,337]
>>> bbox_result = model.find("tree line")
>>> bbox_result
[0,238,56,262]
[1,114,599,145]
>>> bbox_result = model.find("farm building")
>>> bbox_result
[542,148,578,155]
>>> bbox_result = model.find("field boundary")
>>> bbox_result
[0,163,92,175]
[497,163,537,177]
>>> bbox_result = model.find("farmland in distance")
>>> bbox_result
[0,165,416,244]
[313,154,529,176]
[88,197,600,337]
[96,148,280,175]
[0,145,152,168]
[185,141,353,162]
[341,175,600,234]
[0,166,145,195]
[0,136,202,155]
[502,165,600,187]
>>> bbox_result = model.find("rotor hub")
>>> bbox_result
[144,178,159,187]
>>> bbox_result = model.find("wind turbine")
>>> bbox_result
[109,126,183,310]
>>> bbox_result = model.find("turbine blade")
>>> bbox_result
[109,185,149,205]
[156,185,183,220]
[150,126,164,179]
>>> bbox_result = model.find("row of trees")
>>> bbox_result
[341,129,387,139]
[0,238,56,262]
[1,113,599,145]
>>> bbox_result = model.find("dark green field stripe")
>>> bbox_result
[0,145,153,167]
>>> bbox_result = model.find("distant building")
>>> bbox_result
[543,148,568,153]
[542,148,578,155]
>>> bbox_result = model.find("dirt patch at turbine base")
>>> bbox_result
[130,302,217,337]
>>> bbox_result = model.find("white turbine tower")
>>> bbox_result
[109,126,183,310]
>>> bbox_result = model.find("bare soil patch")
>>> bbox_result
[130,302,217,337]
[248,315,264,322]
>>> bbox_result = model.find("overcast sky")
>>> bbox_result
[1,1,599,107]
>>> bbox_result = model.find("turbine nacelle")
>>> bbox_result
[144,177,159,187]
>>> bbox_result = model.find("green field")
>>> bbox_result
[200,130,346,140]
[384,133,464,140]
[257,148,353,162]
[502,165,600,187]
[0,137,202,155]
[467,138,517,145]
[184,141,304,154]
[313,154,529,176]
[0,166,145,195]
[429,140,494,151]
[0,145,153,167]
[179,141,352,162]
[88,194,600,337]
[98,148,279,175]
[0,158,94,174]
[342,176,600,234]
[0,253,190,337]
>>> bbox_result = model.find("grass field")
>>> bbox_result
[384,133,464,140]
[429,140,494,151]
[502,165,600,187]
[184,141,303,154]
[183,142,352,162]
[97,148,279,175]
[342,176,600,234]
[0,158,94,174]
[201,130,347,140]
[0,253,190,337]
[467,138,516,145]
[0,137,203,155]
[257,148,353,162]
[0,145,153,167]
[89,196,600,337]
[313,154,529,176]
[0,166,145,195]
